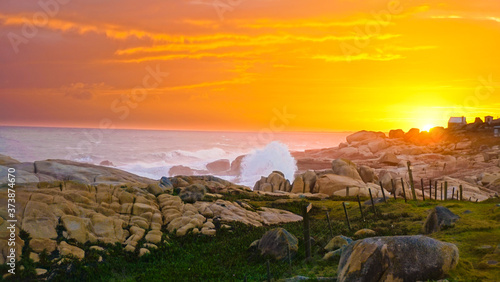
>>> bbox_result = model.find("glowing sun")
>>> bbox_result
[422,124,434,132]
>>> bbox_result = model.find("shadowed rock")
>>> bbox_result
[423,206,460,234]
[179,184,206,203]
[338,235,459,282]
[252,228,298,260]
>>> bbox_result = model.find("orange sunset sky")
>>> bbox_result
[0,0,499,132]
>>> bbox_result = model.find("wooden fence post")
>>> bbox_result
[379,181,386,203]
[391,179,397,200]
[303,204,311,260]
[357,195,365,221]
[407,161,417,201]
[325,211,334,239]
[429,179,432,199]
[342,202,351,231]
[401,178,407,203]
[421,178,425,201]
[444,181,448,201]
[434,181,438,200]
[369,188,377,216]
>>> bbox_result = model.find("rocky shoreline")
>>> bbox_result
[168,127,500,202]
[0,156,303,271]
[0,126,499,279]
[253,128,499,202]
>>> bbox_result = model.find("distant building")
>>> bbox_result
[485,116,494,125]
[448,116,466,129]
[495,126,500,137]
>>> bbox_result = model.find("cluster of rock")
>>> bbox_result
[0,155,302,267]
[168,156,245,177]
[290,130,499,201]
[322,206,461,281]
[255,224,459,281]
[253,171,291,192]
[155,127,499,202]
[254,158,390,198]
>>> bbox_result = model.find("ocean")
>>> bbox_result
[0,126,349,186]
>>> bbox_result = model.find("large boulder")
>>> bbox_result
[22,201,58,239]
[378,171,405,196]
[346,131,386,144]
[338,236,459,281]
[302,170,317,193]
[58,241,85,260]
[367,139,389,154]
[169,165,195,176]
[252,228,298,260]
[480,172,500,186]
[423,206,460,234]
[160,177,174,188]
[206,159,231,174]
[429,127,447,142]
[337,147,373,160]
[254,171,290,192]
[146,183,166,196]
[313,174,366,195]
[379,153,400,166]
[229,155,245,176]
[179,184,206,203]
[0,165,39,186]
[358,166,377,183]
[291,176,305,193]
[33,159,154,185]
[0,154,21,166]
[325,235,353,251]
[389,129,405,139]
[61,215,92,243]
[30,238,57,253]
[331,159,362,181]
[404,128,420,141]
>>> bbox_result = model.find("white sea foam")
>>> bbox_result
[239,141,297,188]
[1,127,347,185]
[162,148,227,162]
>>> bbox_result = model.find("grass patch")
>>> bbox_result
[4,198,499,281]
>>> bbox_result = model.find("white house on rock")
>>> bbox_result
[448,117,466,129]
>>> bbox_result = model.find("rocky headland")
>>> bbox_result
[0,156,302,271]
[174,127,500,202]
[0,125,499,280]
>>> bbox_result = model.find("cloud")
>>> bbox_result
[430,14,500,23]
[310,53,403,62]
[61,83,107,100]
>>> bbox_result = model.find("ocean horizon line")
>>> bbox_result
[0,124,358,135]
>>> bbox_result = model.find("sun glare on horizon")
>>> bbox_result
[422,124,435,132]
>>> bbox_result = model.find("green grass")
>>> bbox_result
[4,197,500,281]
